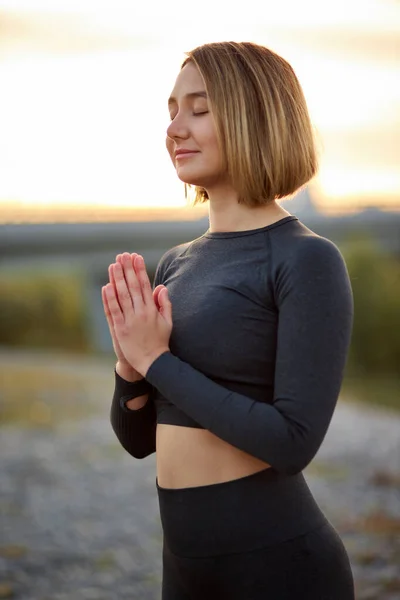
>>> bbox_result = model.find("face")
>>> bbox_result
[166,62,226,190]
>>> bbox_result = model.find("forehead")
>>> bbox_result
[168,63,207,104]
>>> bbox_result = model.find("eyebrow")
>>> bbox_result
[168,91,208,106]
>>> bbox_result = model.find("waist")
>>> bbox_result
[156,423,271,489]
[156,467,328,557]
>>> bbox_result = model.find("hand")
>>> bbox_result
[102,253,168,376]
[102,254,134,368]
[103,252,172,377]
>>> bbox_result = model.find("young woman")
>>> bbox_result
[102,41,355,599]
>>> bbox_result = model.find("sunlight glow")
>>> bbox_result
[0,0,399,219]
[318,166,400,200]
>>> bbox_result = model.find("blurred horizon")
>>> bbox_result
[0,0,399,223]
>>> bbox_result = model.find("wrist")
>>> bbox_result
[138,348,170,378]
[115,361,144,382]
[114,364,153,410]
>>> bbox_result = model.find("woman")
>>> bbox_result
[102,41,355,599]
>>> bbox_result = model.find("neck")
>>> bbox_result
[206,190,292,234]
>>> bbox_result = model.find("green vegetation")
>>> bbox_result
[340,233,400,411]
[0,268,90,353]
[342,233,400,377]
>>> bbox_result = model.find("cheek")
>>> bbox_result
[165,138,175,162]
[201,121,220,155]
[204,133,222,164]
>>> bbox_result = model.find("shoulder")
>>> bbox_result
[270,219,347,273]
[269,222,351,302]
[292,234,346,271]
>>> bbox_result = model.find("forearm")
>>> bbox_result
[110,363,157,459]
[145,351,306,473]
[145,351,341,475]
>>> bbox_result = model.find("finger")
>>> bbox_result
[116,253,142,267]
[102,287,121,350]
[102,285,109,317]
[108,264,123,311]
[153,285,165,310]
[104,282,125,327]
[108,263,115,287]
[121,253,139,280]
[120,253,145,312]
[112,261,138,315]
[102,287,118,344]
[102,285,118,330]
[133,254,154,305]
[130,253,140,274]
[116,253,139,273]
[117,253,138,267]
[102,285,113,323]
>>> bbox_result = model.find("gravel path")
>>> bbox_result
[0,350,399,599]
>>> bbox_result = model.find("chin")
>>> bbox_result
[175,168,217,188]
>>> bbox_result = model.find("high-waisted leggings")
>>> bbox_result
[156,467,355,599]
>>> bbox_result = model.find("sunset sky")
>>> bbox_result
[0,0,399,221]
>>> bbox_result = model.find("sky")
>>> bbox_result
[0,0,399,221]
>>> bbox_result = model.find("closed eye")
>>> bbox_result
[169,111,208,121]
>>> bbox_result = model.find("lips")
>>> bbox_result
[175,150,199,159]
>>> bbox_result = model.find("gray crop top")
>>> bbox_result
[110,215,354,475]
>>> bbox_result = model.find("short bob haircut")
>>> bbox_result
[180,41,319,207]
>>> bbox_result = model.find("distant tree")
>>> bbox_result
[342,233,400,376]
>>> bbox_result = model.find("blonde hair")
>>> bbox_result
[180,41,319,207]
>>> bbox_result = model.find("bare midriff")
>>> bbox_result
[156,424,271,489]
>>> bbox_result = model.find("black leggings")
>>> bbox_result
[156,467,355,599]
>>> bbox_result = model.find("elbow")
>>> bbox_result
[268,446,316,476]
[130,435,156,459]
[268,422,322,476]
[276,461,307,476]
[126,445,155,460]
[110,418,156,460]
[116,436,156,460]
[270,459,305,476]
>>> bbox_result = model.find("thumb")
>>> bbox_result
[159,287,172,324]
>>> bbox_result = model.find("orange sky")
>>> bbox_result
[0,0,399,221]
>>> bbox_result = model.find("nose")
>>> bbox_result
[166,112,189,141]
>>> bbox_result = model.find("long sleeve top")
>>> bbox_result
[110,215,354,474]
